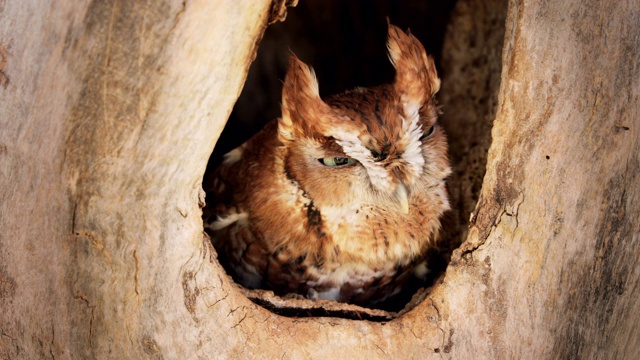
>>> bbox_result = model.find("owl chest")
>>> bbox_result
[320,205,435,266]
[263,204,433,303]
[250,181,441,269]
[221,156,443,302]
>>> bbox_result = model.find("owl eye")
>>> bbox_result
[319,156,356,167]
[420,125,436,140]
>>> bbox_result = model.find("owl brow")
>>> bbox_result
[333,141,392,192]
[400,109,425,176]
[424,100,445,124]
[320,137,348,155]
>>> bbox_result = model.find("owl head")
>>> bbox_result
[277,24,450,213]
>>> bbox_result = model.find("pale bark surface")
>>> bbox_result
[0,1,638,360]
[1,0,275,358]
[434,1,640,358]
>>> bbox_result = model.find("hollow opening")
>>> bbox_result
[203,0,506,319]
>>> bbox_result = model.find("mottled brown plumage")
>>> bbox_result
[204,24,451,306]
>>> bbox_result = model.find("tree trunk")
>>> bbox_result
[1,0,638,359]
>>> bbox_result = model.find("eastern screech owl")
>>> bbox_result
[204,24,451,306]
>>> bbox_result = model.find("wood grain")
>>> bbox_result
[0,0,637,358]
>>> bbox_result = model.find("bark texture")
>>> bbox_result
[1,0,638,359]
[435,0,640,358]
[0,0,275,358]
[439,0,508,248]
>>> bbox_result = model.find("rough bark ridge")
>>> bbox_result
[439,0,507,248]
[0,0,638,359]
[434,0,640,358]
[0,1,274,358]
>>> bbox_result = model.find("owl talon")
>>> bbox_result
[413,261,431,280]
[307,288,319,301]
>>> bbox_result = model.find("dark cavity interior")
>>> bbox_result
[203,0,507,318]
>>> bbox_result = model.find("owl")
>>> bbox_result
[204,24,451,306]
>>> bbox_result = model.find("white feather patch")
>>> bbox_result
[400,104,425,179]
[208,212,249,231]
[306,263,387,292]
[312,287,340,301]
[332,130,392,192]
[413,261,430,280]
[222,146,244,165]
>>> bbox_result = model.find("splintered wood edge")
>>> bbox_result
[236,279,434,321]
[239,287,395,321]
[203,231,435,321]
[268,0,298,24]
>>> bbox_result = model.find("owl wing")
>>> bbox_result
[203,122,285,289]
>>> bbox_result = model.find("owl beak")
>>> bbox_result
[395,182,410,214]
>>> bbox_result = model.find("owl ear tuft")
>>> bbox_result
[387,22,440,114]
[279,54,331,143]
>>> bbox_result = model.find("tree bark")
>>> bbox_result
[1,0,277,358]
[439,0,507,248]
[1,1,638,359]
[435,0,640,358]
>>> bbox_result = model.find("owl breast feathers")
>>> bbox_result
[204,23,451,306]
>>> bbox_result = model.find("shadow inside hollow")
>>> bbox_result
[204,0,507,314]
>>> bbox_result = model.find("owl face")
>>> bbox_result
[278,24,449,213]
